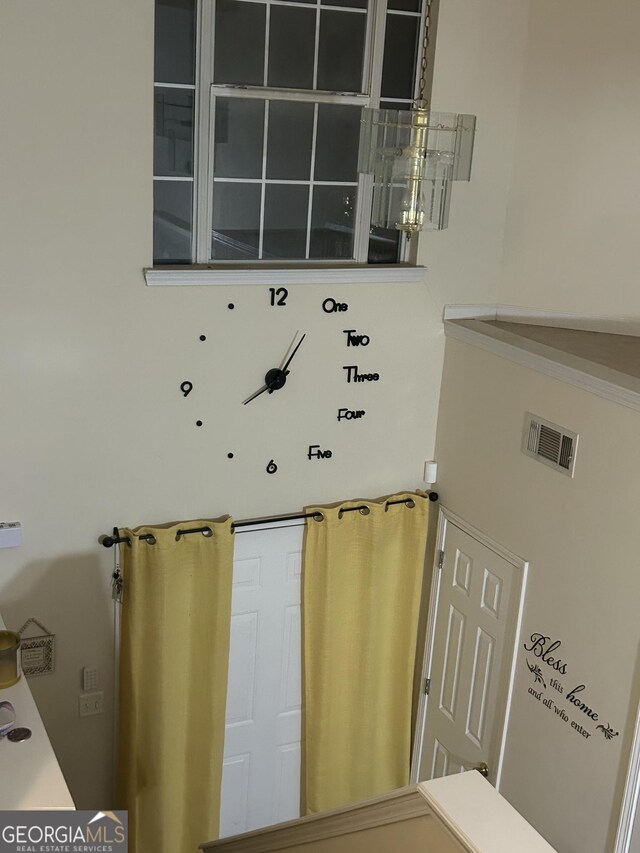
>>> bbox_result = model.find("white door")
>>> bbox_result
[413,510,527,789]
[220,521,304,837]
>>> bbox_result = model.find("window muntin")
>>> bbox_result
[154,0,197,264]
[154,88,195,178]
[211,93,362,261]
[153,0,425,266]
[213,0,369,93]
[155,0,196,85]
[153,180,193,264]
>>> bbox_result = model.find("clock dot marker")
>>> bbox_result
[196,420,203,427]
[228,303,235,310]
[199,334,206,341]
[227,452,234,459]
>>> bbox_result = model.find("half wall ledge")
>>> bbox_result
[200,771,556,852]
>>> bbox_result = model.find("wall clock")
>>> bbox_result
[164,280,433,514]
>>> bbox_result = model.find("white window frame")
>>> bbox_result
[148,0,428,283]
[206,86,368,263]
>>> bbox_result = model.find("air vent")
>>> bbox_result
[522,413,578,477]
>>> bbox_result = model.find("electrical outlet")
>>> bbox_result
[79,691,104,717]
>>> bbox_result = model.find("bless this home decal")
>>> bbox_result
[523,632,619,742]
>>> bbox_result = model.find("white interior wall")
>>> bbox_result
[0,0,530,806]
[0,0,155,807]
[422,0,530,303]
[498,0,640,316]
[433,4,640,849]
[434,337,640,853]
[417,0,531,397]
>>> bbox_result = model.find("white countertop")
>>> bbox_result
[0,615,75,810]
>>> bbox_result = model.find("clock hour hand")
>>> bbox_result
[242,370,284,406]
[242,383,271,406]
[242,332,306,405]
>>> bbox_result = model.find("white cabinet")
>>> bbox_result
[0,614,74,810]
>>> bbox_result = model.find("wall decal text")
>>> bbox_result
[523,633,568,674]
[342,365,380,383]
[523,630,619,745]
[342,329,370,347]
[308,445,333,460]
[337,408,366,421]
[322,298,349,313]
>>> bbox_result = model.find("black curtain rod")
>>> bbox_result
[99,492,438,548]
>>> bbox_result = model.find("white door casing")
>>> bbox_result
[412,509,528,790]
[614,694,640,853]
[220,520,304,837]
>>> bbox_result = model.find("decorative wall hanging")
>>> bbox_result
[18,618,55,677]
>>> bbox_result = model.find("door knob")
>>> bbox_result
[473,762,489,778]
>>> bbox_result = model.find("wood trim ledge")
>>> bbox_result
[200,786,436,852]
[444,319,640,414]
[145,266,427,286]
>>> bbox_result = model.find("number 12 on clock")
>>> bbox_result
[269,287,288,307]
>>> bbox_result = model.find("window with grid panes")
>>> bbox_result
[153,0,425,266]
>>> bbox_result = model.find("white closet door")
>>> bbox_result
[219,522,304,838]
[416,516,526,789]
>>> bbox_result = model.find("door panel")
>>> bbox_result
[220,523,304,837]
[419,517,525,787]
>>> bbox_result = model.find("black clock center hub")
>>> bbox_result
[265,367,288,392]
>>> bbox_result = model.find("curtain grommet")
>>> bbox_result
[145,535,157,545]
[312,512,324,523]
[406,499,415,509]
[202,527,213,538]
[359,506,370,516]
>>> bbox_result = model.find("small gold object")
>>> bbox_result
[0,631,21,688]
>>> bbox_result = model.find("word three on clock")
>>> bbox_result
[343,365,379,383]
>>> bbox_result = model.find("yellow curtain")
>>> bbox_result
[117,518,234,853]
[303,492,429,813]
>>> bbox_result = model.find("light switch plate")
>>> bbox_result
[0,522,21,549]
[423,461,438,484]
[83,666,99,692]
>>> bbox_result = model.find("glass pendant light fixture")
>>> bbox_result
[359,4,477,234]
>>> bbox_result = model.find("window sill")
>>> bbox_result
[144,265,426,286]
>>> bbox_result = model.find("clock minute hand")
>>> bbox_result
[281,332,306,374]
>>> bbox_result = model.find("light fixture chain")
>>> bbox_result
[417,0,433,106]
